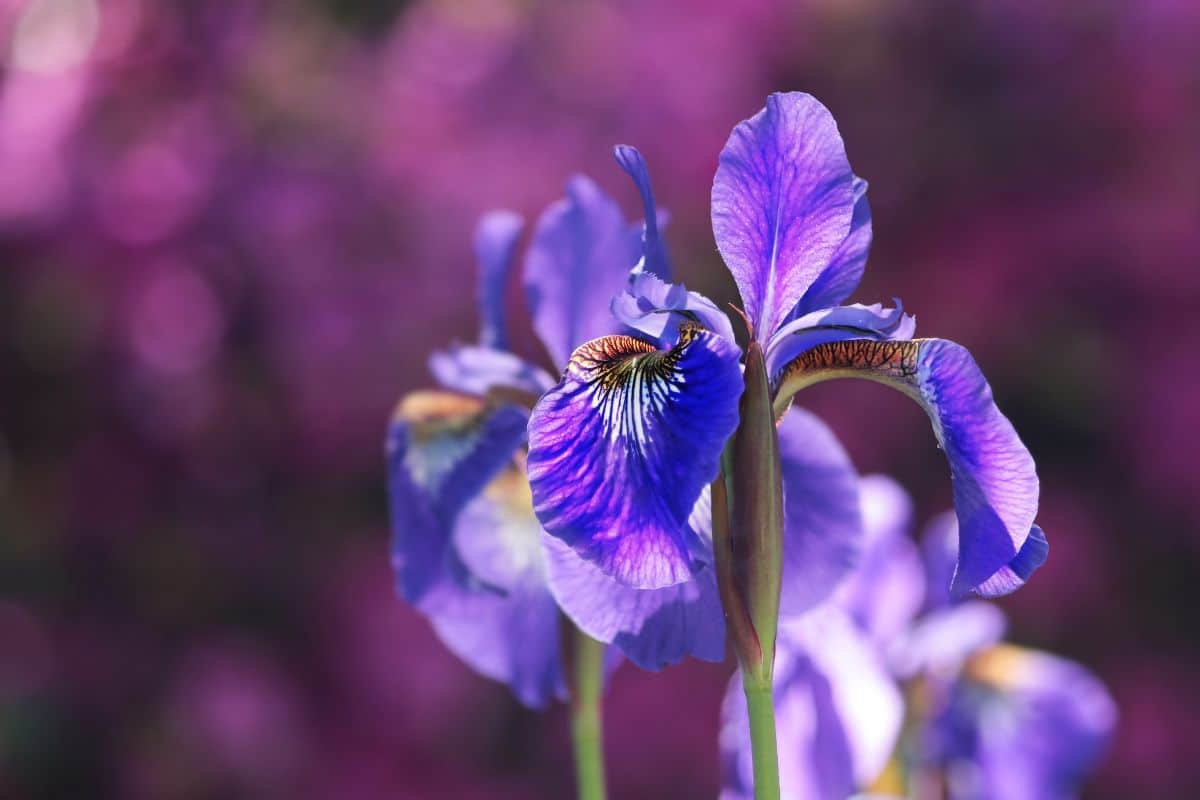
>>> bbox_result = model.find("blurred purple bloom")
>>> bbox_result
[720,477,1114,799]
[951,647,1119,800]
[528,92,1046,613]
[387,211,566,708]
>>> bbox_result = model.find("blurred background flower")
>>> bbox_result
[1,0,1197,797]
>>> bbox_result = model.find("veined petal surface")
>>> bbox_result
[789,177,872,317]
[527,326,743,589]
[774,338,1042,598]
[765,301,915,382]
[712,92,858,342]
[917,341,1041,595]
[473,210,524,350]
[921,510,1048,608]
[524,175,640,368]
[386,391,528,605]
[543,531,725,671]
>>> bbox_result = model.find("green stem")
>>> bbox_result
[570,627,607,800]
[743,677,781,800]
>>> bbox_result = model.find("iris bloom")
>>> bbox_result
[388,159,731,702]
[387,209,561,709]
[720,477,1115,800]
[538,147,865,670]
[527,92,1047,670]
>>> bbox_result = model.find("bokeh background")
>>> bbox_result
[1,0,1197,797]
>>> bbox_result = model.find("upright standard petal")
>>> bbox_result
[773,338,1042,598]
[721,612,904,800]
[614,145,672,279]
[788,177,872,318]
[712,92,858,342]
[473,210,524,350]
[524,175,640,368]
[425,462,565,710]
[527,325,744,589]
[386,391,528,605]
[776,408,863,617]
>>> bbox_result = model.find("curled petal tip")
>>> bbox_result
[968,524,1049,598]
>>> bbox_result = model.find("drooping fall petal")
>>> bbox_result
[774,338,1042,597]
[527,326,743,589]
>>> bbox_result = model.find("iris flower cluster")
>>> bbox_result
[720,476,1115,799]
[387,92,1109,798]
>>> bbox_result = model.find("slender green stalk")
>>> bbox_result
[742,678,781,800]
[718,340,783,799]
[569,627,607,800]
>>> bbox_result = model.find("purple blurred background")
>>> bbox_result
[1,1,1197,797]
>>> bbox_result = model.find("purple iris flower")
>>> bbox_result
[538,149,867,669]
[721,477,1115,800]
[387,209,562,709]
[388,165,723,702]
[526,92,1047,666]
